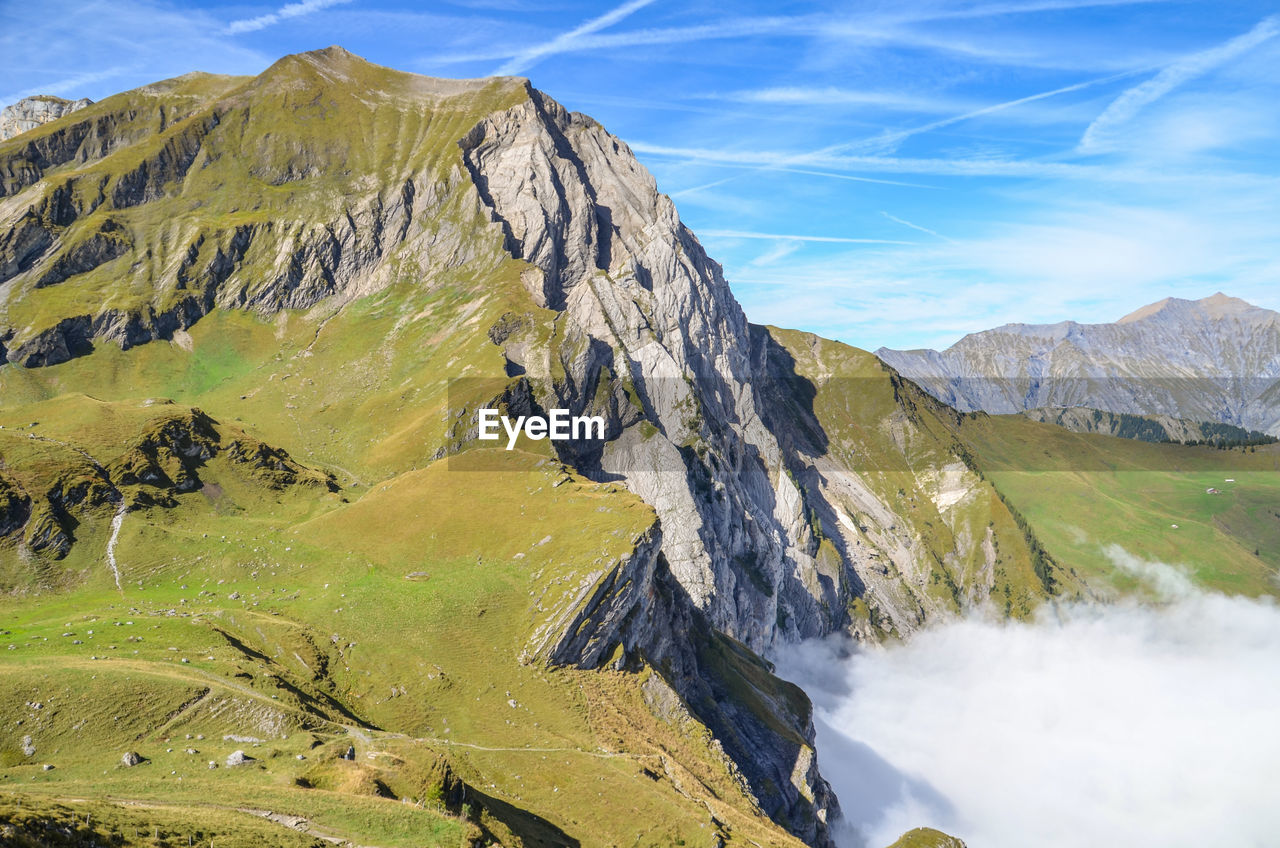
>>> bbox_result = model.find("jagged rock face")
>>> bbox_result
[878,293,1280,435]
[461,89,837,649]
[528,523,841,846]
[0,96,92,142]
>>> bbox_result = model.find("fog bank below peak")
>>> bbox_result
[779,559,1280,848]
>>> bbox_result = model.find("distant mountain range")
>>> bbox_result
[877,293,1280,435]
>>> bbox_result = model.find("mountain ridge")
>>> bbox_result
[877,293,1280,434]
[2,46,858,845]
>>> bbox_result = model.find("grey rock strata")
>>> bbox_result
[461,88,829,649]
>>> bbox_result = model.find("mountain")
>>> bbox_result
[2,46,1058,847]
[2,48,1275,847]
[0,46,1064,646]
[877,293,1280,435]
[0,94,93,141]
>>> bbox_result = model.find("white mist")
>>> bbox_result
[778,550,1280,848]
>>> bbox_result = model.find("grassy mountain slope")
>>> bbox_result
[1,413,805,845]
[1,48,525,367]
[0,50,827,847]
[956,413,1280,597]
[5,44,1271,848]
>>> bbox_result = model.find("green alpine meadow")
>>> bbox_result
[0,43,1276,848]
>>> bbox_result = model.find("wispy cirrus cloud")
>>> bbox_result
[491,0,656,75]
[441,2,1177,74]
[1080,15,1280,151]
[0,65,132,108]
[712,86,969,114]
[896,0,1176,22]
[667,162,940,195]
[640,71,1145,204]
[225,0,353,35]
[881,212,953,242]
[436,15,805,67]
[632,140,1187,183]
[0,0,270,106]
[834,70,1140,155]
[699,229,917,245]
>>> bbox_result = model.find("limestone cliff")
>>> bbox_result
[457,86,1055,647]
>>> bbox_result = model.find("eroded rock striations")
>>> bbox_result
[460,89,832,646]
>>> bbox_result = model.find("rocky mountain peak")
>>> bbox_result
[304,44,357,63]
[275,44,374,81]
[0,94,93,141]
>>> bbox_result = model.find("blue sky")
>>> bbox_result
[3,0,1278,350]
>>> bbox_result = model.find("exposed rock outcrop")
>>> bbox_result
[0,408,336,563]
[461,86,838,649]
[0,95,92,142]
[0,474,31,537]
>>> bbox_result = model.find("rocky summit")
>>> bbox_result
[0,94,93,142]
[2,47,1278,848]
